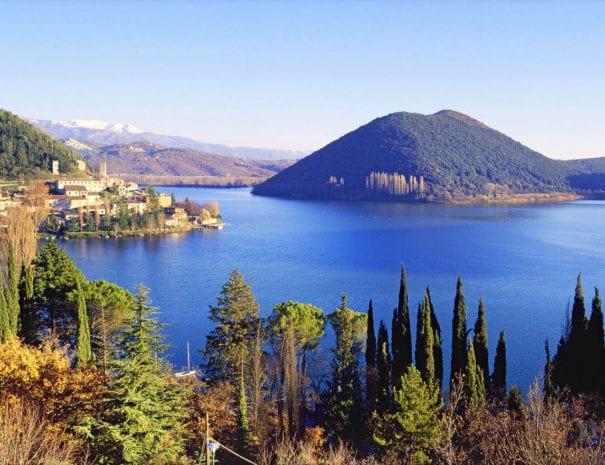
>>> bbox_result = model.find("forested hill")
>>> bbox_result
[0,109,83,178]
[253,110,602,202]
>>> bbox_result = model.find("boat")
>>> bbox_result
[175,341,197,378]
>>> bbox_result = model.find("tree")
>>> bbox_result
[426,288,443,390]
[80,285,189,465]
[464,338,485,409]
[266,300,324,438]
[376,321,391,414]
[82,280,136,372]
[450,276,468,387]
[365,300,378,412]
[0,274,9,341]
[236,372,252,455]
[492,331,507,400]
[587,288,604,393]
[5,241,20,336]
[392,264,412,386]
[373,365,443,464]
[415,293,435,386]
[75,282,93,366]
[473,297,490,393]
[31,241,85,345]
[567,274,589,392]
[325,293,366,443]
[203,270,261,382]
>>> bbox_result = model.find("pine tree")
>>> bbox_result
[473,297,490,393]
[80,285,189,465]
[426,288,443,390]
[450,275,468,387]
[325,293,366,443]
[507,386,524,416]
[492,331,507,400]
[203,269,261,382]
[75,283,93,366]
[392,264,412,386]
[373,365,443,464]
[376,321,391,413]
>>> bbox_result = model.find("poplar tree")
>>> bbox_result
[18,263,35,344]
[426,288,443,390]
[492,331,507,400]
[450,275,467,387]
[473,297,490,393]
[75,283,93,366]
[392,264,412,386]
[376,321,391,413]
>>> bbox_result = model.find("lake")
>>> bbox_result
[60,187,605,390]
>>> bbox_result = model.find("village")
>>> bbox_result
[0,160,223,238]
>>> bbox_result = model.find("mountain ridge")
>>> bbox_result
[254,110,605,202]
[30,118,308,161]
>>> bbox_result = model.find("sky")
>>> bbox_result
[1,0,604,159]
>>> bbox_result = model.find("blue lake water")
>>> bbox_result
[60,187,605,390]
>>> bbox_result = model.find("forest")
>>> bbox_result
[1,203,605,465]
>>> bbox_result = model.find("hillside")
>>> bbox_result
[0,110,84,178]
[87,141,294,186]
[30,118,307,161]
[254,110,598,202]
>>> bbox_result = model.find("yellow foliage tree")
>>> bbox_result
[0,337,103,431]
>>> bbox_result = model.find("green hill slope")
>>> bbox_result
[0,109,83,178]
[253,110,577,201]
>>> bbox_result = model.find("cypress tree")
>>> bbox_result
[376,321,391,413]
[450,275,467,387]
[587,288,605,393]
[366,300,378,410]
[507,386,524,416]
[473,297,490,393]
[544,339,555,403]
[392,264,412,386]
[492,331,507,400]
[18,263,36,345]
[366,300,377,369]
[567,274,589,393]
[75,283,93,366]
[415,294,435,386]
[0,274,9,342]
[465,338,484,408]
[426,288,443,390]
[6,241,20,336]
[236,371,252,455]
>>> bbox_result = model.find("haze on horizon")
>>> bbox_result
[2,1,604,160]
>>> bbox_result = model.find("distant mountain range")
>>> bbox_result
[29,119,307,161]
[254,110,605,202]
[87,141,293,186]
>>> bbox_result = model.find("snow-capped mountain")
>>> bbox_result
[30,118,306,161]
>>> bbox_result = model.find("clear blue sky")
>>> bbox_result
[2,0,604,158]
